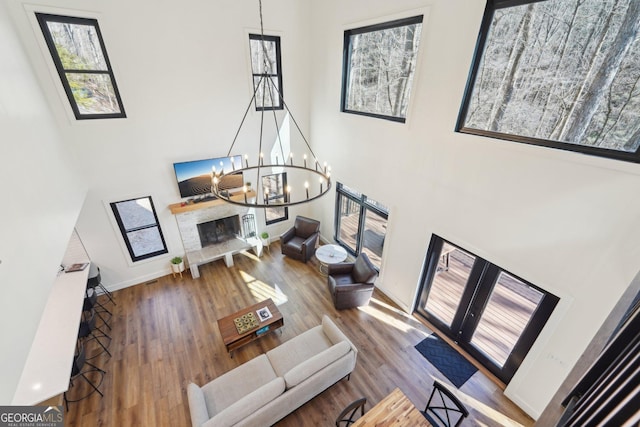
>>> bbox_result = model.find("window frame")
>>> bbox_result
[110,196,168,262]
[415,234,560,383]
[35,13,126,120]
[249,33,284,111]
[340,15,424,123]
[456,0,640,164]
[262,172,288,225]
[334,183,389,270]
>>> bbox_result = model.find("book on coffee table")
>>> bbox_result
[257,306,273,321]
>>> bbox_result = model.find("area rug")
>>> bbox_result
[414,334,478,388]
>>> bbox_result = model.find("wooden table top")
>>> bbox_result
[217,298,282,345]
[352,388,432,426]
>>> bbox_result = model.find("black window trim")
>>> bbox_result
[414,234,560,383]
[263,172,289,225]
[340,14,424,124]
[110,196,168,262]
[249,33,284,111]
[36,12,126,120]
[455,0,640,164]
[334,182,389,269]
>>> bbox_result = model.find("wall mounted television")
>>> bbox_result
[173,155,243,199]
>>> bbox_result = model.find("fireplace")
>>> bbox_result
[197,215,241,248]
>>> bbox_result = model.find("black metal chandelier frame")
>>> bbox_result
[210,0,331,208]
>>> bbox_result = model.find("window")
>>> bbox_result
[415,235,559,383]
[249,34,283,110]
[457,0,640,163]
[36,13,126,119]
[341,15,423,122]
[334,183,388,269]
[110,196,167,262]
[262,173,288,224]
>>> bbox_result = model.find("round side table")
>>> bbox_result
[315,244,348,276]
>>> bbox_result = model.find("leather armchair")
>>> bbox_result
[280,216,321,262]
[328,253,378,310]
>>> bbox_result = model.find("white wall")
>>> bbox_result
[308,0,640,419]
[6,0,313,290]
[0,2,86,404]
[5,0,640,418]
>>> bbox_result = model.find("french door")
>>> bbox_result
[415,235,559,383]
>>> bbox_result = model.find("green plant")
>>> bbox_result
[260,232,269,239]
[170,256,183,265]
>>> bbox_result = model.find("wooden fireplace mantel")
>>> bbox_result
[168,190,257,215]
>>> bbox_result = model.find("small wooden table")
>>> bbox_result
[217,298,284,356]
[352,388,432,426]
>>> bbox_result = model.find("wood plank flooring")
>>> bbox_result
[65,242,534,426]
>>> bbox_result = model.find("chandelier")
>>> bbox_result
[211,0,331,208]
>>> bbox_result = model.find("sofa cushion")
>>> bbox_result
[205,377,285,427]
[187,383,210,427]
[266,325,333,377]
[352,254,376,283]
[322,315,352,346]
[285,236,305,253]
[283,341,351,388]
[330,273,354,287]
[201,354,277,417]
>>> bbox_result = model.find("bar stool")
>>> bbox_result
[86,265,116,306]
[78,308,111,359]
[84,291,112,330]
[63,342,106,411]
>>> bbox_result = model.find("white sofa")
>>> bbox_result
[187,315,358,427]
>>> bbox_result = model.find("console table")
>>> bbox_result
[12,231,89,405]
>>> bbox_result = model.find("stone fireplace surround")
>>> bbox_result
[174,202,260,278]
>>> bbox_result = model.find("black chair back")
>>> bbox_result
[422,381,469,427]
[336,397,366,427]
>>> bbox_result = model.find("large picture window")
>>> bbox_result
[110,196,167,262]
[36,13,126,120]
[249,34,283,110]
[334,183,388,269]
[341,15,423,123]
[457,0,640,163]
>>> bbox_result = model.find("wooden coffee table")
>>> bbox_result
[217,298,284,356]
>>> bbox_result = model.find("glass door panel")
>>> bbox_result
[424,243,476,327]
[470,272,544,367]
[337,196,361,253]
[361,209,387,269]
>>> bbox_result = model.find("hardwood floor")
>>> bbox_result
[65,242,534,426]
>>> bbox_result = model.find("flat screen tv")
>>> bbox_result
[173,155,243,199]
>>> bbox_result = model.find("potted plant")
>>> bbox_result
[170,256,185,277]
[260,232,270,252]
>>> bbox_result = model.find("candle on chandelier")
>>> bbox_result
[260,152,264,166]
[244,154,249,168]
[290,152,294,165]
[305,181,309,199]
[243,185,248,203]
[303,154,307,168]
